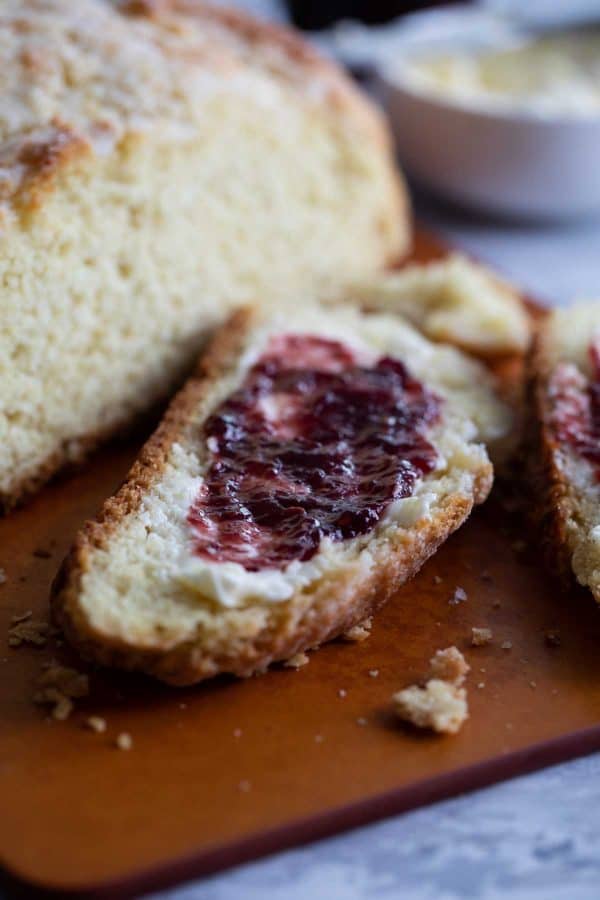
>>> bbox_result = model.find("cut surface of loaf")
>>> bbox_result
[341,254,530,358]
[529,301,600,602]
[0,0,407,512]
[53,305,512,685]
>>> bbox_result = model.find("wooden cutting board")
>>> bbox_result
[3,231,600,899]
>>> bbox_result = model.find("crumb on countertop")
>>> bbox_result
[33,665,89,721]
[86,716,107,733]
[115,732,133,750]
[449,587,468,605]
[430,646,469,685]
[284,651,309,669]
[545,631,561,648]
[343,617,373,643]
[392,680,468,735]
[471,627,493,647]
[9,619,51,647]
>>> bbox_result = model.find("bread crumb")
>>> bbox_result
[356,717,368,726]
[449,587,467,605]
[284,651,309,669]
[179,702,187,710]
[33,665,89,721]
[392,680,468,735]
[492,600,502,609]
[433,575,443,585]
[116,732,133,750]
[429,646,469,685]
[477,682,485,689]
[238,779,251,793]
[368,669,379,678]
[471,627,493,647]
[11,610,32,624]
[343,617,373,642]
[33,547,52,559]
[529,681,537,689]
[545,631,561,648]
[314,734,324,743]
[233,728,242,738]
[338,689,347,698]
[8,619,50,647]
[501,641,513,650]
[86,716,107,733]
[0,568,6,585]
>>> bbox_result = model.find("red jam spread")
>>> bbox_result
[188,334,441,571]
[550,339,600,476]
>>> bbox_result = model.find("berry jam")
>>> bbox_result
[188,335,441,571]
[550,339,600,477]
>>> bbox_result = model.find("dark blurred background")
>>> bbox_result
[288,0,460,30]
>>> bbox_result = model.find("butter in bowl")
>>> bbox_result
[363,10,600,219]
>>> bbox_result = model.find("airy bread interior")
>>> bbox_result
[54,305,512,684]
[341,254,530,358]
[0,0,405,510]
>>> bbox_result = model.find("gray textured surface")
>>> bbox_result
[148,200,600,900]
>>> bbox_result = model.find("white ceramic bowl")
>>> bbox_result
[379,66,600,221]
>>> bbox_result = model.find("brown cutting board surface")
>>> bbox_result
[3,230,600,898]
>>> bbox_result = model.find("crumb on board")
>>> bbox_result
[11,610,32,624]
[545,631,561,648]
[429,646,469,686]
[368,669,379,678]
[492,600,502,609]
[392,680,468,735]
[233,728,242,738]
[338,689,347,698]
[529,681,537,689]
[115,732,133,750]
[356,717,368,726]
[314,734,324,743]
[471,627,493,647]
[343,617,373,643]
[501,641,513,650]
[284,651,309,669]
[8,619,51,647]
[33,665,89,721]
[238,780,251,793]
[0,568,6,585]
[477,682,485,689]
[449,587,468,606]
[33,548,52,559]
[85,716,107,733]
[433,575,443,585]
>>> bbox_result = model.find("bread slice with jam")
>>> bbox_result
[53,305,512,685]
[528,302,600,601]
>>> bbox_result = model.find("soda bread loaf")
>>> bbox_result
[0,0,408,513]
[343,254,530,359]
[53,305,512,685]
[529,302,600,601]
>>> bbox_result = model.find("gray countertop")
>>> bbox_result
[149,200,600,900]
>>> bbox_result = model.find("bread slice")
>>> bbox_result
[0,0,407,513]
[52,304,512,685]
[528,301,600,601]
[341,254,530,358]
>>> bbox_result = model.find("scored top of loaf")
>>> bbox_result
[0,0,390,217]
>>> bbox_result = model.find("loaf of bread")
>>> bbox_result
[0,0,408,512]
[529,302,600,601]
[342,255,530,359]
[53,304,512,685]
